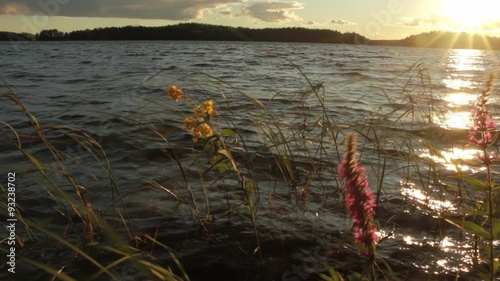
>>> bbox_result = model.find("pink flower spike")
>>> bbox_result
[338,133,379,257]
[469,97,497,147]
[491,152,498,159]
[485,118,497,130]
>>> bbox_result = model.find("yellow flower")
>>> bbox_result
[203,100,216,117]
[184,117,196,131]
[193,105,204,118]
[168,86,184,102]
[192,129,202,143]
[200,123,214,138]
[171,93,217,143]
[187,122,214,143]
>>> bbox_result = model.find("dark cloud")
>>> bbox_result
[0,1,100,17]
[0,0,242,20]
[242,1,303,22]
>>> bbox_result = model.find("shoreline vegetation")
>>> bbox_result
[1,22,500,50]
[2,41,500,279]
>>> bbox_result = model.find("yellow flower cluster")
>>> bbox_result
[168,85,185,102]
[167,85,217,143]
[203,100,216,117]
[184,118,214,142]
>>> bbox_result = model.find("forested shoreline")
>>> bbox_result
[2,22,500,50]
[0,23,365,44]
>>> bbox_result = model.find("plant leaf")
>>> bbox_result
[23,150,47,176]
[221,128,237,138]
[462,220,491,239]
[463,177,487,190]
[493,220,500,239]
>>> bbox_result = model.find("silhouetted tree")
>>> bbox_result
[0,32,35,41]
[37,29,65,41]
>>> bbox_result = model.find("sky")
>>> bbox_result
[1,0,500,40]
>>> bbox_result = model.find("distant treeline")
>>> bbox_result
[1,23,366,44]
[2,23,500,50]
[371,31,500,50]
[0,32,36,41]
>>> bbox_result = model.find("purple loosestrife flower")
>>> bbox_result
[338,133,379,257]
[470,109,497,146]
[469,80,497,149]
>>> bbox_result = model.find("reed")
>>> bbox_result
[0,74,186,280]
[2,58,499,281]
[375,68,500,280]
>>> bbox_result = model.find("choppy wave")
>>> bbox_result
[2,41,500,280]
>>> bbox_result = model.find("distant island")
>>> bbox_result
[1,23,500,50]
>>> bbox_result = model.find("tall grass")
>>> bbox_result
[0,74,187,280]
[1,60,499,281]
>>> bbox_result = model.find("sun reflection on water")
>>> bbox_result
[394,48,497,277]
[442,76,475,90]
[433,92,474,130]
[401,233,474,273]
[442,49,484,91]
[425,84,482,172]
[418,146,483,173]
[445,49,486,72]
[401,181,456,214]
[442,92,477,107]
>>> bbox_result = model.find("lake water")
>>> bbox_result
[1,41,500,280]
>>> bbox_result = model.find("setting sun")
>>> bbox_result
[441,0,500,30]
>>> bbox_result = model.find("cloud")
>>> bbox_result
[403,18,423,27]
[219,10,232,16]
[0,0,242,20]
[330,19,353,25]
[401,15,450,28]
[0,3,32,15]
[242,1,303,23]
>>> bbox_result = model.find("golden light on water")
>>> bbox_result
[426,91,480,173]
[442,93,476,107]
[446,49,484,71]
[433,110,471,129]
[426,48,483,173]
[402,235,420,246]
[402,233,474,273]
[442,76,475,90]
[400,183,478,273]
[443,111,470,129]
[443,49,486,90]
[418,147,481,172]
[401,182,456,214]
[394,40,498,278]
[432,92,474,130]
[400,47,489,273]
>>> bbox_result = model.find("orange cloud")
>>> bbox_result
[0,3,31,15]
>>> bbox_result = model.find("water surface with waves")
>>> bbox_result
[1,41,500,280]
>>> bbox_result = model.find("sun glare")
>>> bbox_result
[441,0,500,30]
